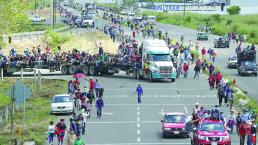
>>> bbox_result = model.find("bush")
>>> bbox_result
[249,30,257,39]
[227,6,241,15]
[212,14,221,23]
[41,29,71,52]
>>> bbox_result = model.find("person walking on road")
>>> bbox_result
[94,79,101,98]
[56,119,67,145]
[136,84,143,104]
[89,77,95,92]
[96,97,104,118]
[73,134,85,145]
[183,63,189,78]
[218,85,225,106]
[48,121,55,145]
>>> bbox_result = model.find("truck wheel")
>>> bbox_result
[61,65,68,75]
[89,65,96,76]
[68,65,76,74]
[80,65,89,75]
[255,73,257,77]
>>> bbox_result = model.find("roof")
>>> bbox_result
[143,39,169,54]
[201,119,223,124]
[165,112,185,116]
[54,94,70,97]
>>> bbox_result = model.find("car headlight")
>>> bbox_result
[182,127,185,131]
[254,69,257,71]
[198,135,206,140]
[221,135,230,140]
[164,128,170,131]
[241,68,245,71]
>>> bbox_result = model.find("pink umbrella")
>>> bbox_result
[73,73,86,79]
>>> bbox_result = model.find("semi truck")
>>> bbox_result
[1,39,175,82]
[133,39,174,82]
[237,48,257,76]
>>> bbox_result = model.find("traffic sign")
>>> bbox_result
[7,80,32,105]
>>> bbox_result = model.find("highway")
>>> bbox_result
[46,7,243,144]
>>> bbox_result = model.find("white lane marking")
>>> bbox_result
[137,123,140,128]
[137,117,140,122]
[102,112,114,115]
[87,121,160,124]
[137,130,141,135]
[137,137,141,142]
[137,112,140,116]
[158,109,165,115]
[137,107,140,111]
[105,103,215,106]
[184,106,189,115]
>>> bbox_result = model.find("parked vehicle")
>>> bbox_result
[81,15,95,28]
[50,94,74,114]
[214,37,230,48]
[161,112,189,138]
[190,120,231,145]
[29,16,46,22]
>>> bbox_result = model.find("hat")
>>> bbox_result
[230,110,234,112]
[83,87,89,92]
[195,102,199,105]
[90,77,93,79]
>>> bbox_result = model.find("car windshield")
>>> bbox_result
[199,123,225,132]
[149,17,156,20]
[164,115,186,123]
[241,61,256,67]
[150,54,171,61]
[53,96,72,103]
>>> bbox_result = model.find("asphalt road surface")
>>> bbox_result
[63,4,258,101]
[50,70,240,145]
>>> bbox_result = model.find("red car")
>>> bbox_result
[191,120,231,145]
[161,112,189,138]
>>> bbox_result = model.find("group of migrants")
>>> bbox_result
[48,77,104,145]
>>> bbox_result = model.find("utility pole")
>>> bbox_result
[51,0,55,28]
[183,0,186,20]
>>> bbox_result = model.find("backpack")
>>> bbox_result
[210,109,220,120]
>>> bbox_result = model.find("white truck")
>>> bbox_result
[134,39,175,82]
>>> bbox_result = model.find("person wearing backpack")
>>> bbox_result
[96,97,104,118]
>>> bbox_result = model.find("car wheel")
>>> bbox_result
[228,65,230,69]
[162,133,167,138]
[254,73,257,77]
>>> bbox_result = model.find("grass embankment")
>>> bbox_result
[19,23,66,33]
[0,79,67,145]
[143,11,258,44]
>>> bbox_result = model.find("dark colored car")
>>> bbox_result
[238,60,257,76]
[214,38,230,48]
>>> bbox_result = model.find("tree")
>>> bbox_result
[227,6,241,15]
[0,0,28,45]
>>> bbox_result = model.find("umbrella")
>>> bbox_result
[73,73,86,79]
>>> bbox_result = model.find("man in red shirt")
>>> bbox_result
[89,77,95,92]
[183,63,189,78]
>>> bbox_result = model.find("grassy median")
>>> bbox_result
[143,11,258,44]
[0,79,67,145]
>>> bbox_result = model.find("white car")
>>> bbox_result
[82,15,95,28]
[148,16,156,25]
[51,94,74,114]
[227,56,238,68]
[29,16,46,22]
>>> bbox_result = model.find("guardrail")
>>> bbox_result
[2,26,70,42]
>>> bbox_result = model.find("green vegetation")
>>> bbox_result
[19,23,66,33]
[27,0,51,10]
[0,79,67,145]
[227,6,241,15]
[143,11,258,44]
[42,29,71,52]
